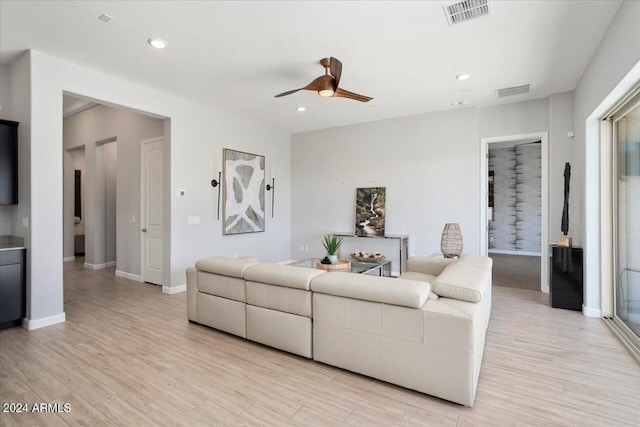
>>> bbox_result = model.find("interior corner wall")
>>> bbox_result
[549,92,576,246]
[291,108,480,260]
[24,49,290,328]
[574,0,640,316]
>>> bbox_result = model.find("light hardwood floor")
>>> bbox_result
[1,260,639,426]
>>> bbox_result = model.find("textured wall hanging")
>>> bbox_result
[223,149,265,235]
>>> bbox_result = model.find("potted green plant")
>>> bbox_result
[322,234,343,265]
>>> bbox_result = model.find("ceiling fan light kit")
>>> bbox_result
[275,57,372,102]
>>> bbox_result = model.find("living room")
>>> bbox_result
[1,1,639,425]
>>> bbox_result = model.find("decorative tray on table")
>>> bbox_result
[316,259,351,271]
[350,252,385,262]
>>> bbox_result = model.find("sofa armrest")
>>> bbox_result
[407,256,455,276]
[186,266,197,321]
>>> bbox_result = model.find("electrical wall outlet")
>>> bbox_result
[304,245,310,252]
[187,216,200,225]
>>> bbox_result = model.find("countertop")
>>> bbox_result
[0,235,25,251]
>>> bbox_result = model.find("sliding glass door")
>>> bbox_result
[615,97,640,339]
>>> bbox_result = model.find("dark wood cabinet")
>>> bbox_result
[0,248,26,330]
[0,119,19,205]
[550,245,583,311]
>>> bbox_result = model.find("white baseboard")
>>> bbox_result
[115,270,143,282]
[163,284,186,294]
[63,256,76,262]
[84,262,106,270]
[583,304,602,318]
[105,261,116,267]
[23,312,66,330]
[488,250,542,256]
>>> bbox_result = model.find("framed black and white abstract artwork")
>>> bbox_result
[223,149,265,235]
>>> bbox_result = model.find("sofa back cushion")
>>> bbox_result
[244,263,326,290]
[246,281,312,317]
[432,263,490,303]
[195,256,258,278]
[459,254,493,269]
[310,272,430,309]
[197,272,246,302]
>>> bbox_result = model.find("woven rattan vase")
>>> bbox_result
[441,223,463,258]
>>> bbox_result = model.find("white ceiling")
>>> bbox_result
[0,1,623,134]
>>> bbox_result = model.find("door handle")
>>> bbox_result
[142,228,147,233]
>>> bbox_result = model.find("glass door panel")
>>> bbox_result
[616,102,640,337]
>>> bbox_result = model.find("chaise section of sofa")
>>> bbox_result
[309,268,489,407]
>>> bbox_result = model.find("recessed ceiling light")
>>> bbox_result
[296,106,306,112]
[451,101,469,107]
[147,38,168,49]
[98,14,113,23]
[456,74,470,81]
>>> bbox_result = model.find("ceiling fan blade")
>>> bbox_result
[334,87,372,103]
[275,88,304,98]
[330,57,342,87]
[275,76,331,97]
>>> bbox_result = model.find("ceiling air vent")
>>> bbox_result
[443,0,490,25]
[495,84,530,98]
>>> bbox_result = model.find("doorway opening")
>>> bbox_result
[480,132,549,292]
[62,93,167,288]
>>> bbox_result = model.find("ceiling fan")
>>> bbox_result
[275,57,373,103]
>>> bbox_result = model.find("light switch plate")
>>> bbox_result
[187,216,200,225]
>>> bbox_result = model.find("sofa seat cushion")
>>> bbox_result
[399,271,439,300]
[246,281,312,317]
[244,263,326,290]
[310,272,430,309]
[432,263,490,303]
[195,256,258,278]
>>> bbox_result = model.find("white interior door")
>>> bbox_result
[141,137,164,285]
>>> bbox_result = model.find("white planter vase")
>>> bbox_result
[328,254,338,264]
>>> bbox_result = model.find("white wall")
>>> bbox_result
[574,0,640,316]
[0,64,11,114]
[292,108,480,262]
[104,141,116,264]
[292,96,575,278]
[15,49,291,328]
[64,106,163,273]
[0,63,14,234]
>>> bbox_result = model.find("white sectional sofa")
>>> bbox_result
[186,254,492,407]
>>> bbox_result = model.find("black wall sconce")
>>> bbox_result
[211,171,221,220]
[266,177,275,218]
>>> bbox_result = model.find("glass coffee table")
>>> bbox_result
[289,258,392,276]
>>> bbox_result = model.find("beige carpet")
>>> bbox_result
[489,253,541,290]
